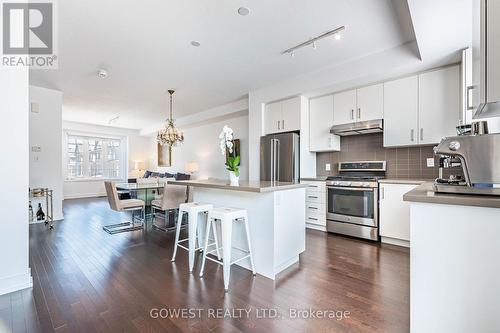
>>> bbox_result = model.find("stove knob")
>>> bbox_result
[333,181,340,186]
[449,141,461,151]
[362,182,369,187]
[345,182,352,186]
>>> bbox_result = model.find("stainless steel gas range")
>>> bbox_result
[326,161,386,241]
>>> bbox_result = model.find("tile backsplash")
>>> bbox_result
[316,133,455,180]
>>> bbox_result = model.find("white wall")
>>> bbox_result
[29,86,64,220]
[62,121,151,199]
[149,114,249,180]
[0,68,33,295]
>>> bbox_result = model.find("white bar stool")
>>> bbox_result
[171,202,221,272]
[199,207,256,292]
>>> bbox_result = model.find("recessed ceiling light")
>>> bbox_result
[191,41,201,47]
[238,7,250,16]
[98,69,108,79]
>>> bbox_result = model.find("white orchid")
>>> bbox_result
[219,125,235,155]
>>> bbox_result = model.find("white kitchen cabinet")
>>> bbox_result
[309,95,340,152]
[356,84,384,122]
[383,76,419,147]
[302,180,326,231]
[333,89,356,125]
[418,66,460,145]
[379,183,418,247]
[264,97,301,135]
[281,97,301,132]
[384,65,460,147]
[264,101,282,134]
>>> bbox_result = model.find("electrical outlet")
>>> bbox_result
[325,163,331,171]
[32,146,41,152]
[426,158,435,167]
[30,102,39,113]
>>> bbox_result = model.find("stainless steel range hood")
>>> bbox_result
[330,119,383,136]
[474,101,500,119]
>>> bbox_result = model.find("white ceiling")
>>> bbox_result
[30,0,417,130]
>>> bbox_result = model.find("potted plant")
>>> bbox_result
[219,125,240,185]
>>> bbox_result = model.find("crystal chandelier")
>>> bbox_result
[157,90,184,146]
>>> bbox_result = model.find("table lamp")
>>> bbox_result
[185,162,199,175]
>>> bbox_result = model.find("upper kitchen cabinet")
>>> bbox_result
[333,84,383,125]
[384,75,418,147]
[418,66,460,145]
[264,101,282,134]
[281,97,301,132]
[264,97,301,135]
[356,84,384,122]
[309,95,340,152]
[384,65,460,147]
[333,89,356,125]
[471,0,500,118]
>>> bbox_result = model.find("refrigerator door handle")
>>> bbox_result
[270,139,275,182]
[276,139,280,182]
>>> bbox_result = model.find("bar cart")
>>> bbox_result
[30,188,54,230]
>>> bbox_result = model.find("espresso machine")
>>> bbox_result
[433,129,500,196]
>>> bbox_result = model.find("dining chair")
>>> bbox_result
[103,181,146,234]
[151,183,189,232]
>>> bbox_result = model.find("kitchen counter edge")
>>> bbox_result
[403,182,500,209]
[168,180,308,193]
[378,179,431,185]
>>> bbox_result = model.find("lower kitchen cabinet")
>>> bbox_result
[302,180,327,231]
[379,182,419,247]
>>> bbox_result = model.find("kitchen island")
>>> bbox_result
[168,179,308,280]
[404,182,500,332]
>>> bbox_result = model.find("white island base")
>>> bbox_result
[188,184,306,280]
[405,183,500,333]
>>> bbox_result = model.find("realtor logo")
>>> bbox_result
[1,0,58,68]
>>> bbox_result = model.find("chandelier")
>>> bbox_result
[157,89,184,146]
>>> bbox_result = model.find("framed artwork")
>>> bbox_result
[226,139,241,166]
[157,143,172,167]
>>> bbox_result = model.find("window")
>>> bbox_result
[66,134,125,180]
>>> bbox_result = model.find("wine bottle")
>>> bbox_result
[29,201,34,223]
[36,203,45,221]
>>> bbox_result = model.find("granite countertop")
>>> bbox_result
[379,179,432,185]
[403,182,500,209]
[168,179,308,193]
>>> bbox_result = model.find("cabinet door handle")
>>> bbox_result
[282,119,284,129]
[308,217,318,221]
[410,129,414,142]
[350,109,354,120]
[308,206,318,210]
[381,187,384,200]
[466,86,475,110]
[357,108,361,119]
[420,128,424,141]
[308,195,318,199]
[277,121,280,130]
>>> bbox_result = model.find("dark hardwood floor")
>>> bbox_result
[0,197,409,333]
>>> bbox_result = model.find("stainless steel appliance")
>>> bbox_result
[326,161,386,241]
[260,132,300,183]
[433,133,500,195]
[330,119,383,136]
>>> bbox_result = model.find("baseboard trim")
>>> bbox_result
[64,192,106,200]
[0,269,33,296]
[381,236,410,248]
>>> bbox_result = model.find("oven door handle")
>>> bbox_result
[327,186,374,192]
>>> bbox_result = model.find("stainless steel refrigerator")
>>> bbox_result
[260,132,300,183]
